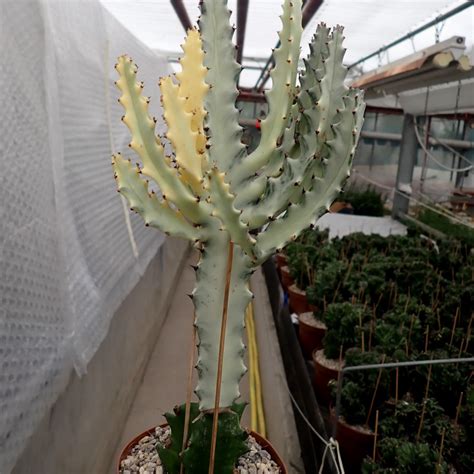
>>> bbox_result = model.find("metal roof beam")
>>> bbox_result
[170,0,193,32]
[236,0,250,65]
[348,1,473,70]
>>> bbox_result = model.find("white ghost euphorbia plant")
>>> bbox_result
[112,0,364,471]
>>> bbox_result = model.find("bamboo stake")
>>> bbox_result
[393,285,398,306]
[457,338,465,366]
[404,292,410,313]
[454,391,463,427]
[449,308,460,348]
[374,291,384,312]
[332,280,342,304]
[395,367,399,404]
[435,428,446,474]
[464,314,473,353]
[209,241,234,474]
[365,355,386,426]
[388,282,394,308]
[424,324,430,353]
[180,323,197,474]
[368,320,374,352]
[361,330,365,353]
[372,410,379,462]
[416,362,433,442]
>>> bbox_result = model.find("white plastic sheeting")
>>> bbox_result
[0,1,172,471]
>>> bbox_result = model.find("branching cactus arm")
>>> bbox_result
[231,0,303,189]
[176,28,209,160]
[254,91,366,260]
[199,0,246,174]
[239,26,353,230]
[114,56,207,225]
[112,155,201,241]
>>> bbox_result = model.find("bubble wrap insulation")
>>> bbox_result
[0,1,173,471]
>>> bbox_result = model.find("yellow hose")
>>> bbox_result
[245,300,267,437]
[246,304,257,431]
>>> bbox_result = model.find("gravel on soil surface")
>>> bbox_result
[313,349,344,370]
[298,312,326,329]
[119,426,281,474]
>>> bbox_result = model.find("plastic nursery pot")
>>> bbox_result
[331,410,375,468]
[312,349,342,405]
[279,266,294,291]
[118,426,287,474]
[287,284,309,314]
[275,252,288,269]
[298,312,327,359]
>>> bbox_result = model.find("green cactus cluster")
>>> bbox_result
[112,0,364,470]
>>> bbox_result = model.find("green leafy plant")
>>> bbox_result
[343,185,386,216]
[361,437,447,473]
[418,209,474,248]
[323,303,371,359]
[111,0,365,470]
[337,349,389,426]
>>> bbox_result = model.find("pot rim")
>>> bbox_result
[117,425,287,473]
[312,348,344,370]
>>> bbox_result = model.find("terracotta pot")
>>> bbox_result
[275,252,287,269]
[280,265,294,291]
[332,412,375,468]
[118,425,287,473]
[308,304,318,313]
[287,284,309,314]
[298,312,326,359]
[312,349,342,405]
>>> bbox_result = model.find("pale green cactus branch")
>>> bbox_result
[160,76,204,194]
[199,0,246,174]
[194,233,252,408]
[313,26,348,142]
[115,56,205,225]
[254,91,365,260]
[231,0,303,192]
[207,168,257,260]
[112,154,201,241]
[240,25,348,229]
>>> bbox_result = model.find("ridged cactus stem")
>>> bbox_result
[194,229,252,409]
[111,0,364,470]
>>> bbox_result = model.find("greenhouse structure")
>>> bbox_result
[1,0,473,473]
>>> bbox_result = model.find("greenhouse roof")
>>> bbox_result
[102,0,473,88]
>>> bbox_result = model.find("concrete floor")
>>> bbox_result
[109,253,303,473]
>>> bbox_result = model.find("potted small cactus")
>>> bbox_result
[112,0,364,471]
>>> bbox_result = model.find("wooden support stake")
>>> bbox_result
[366,355,386,426]
[464,314,473,353]
[209,241,234,474]
[372,410,379,462]
[395,367,399,405]
[435,428,446,474]
[454,391,463,427]
[457,337,465,366]
[416,362,433,442]
[180,323,197,474]
[449,308,460,348]
[424,324,430,353]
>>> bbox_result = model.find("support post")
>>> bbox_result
[392,114,418,218]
